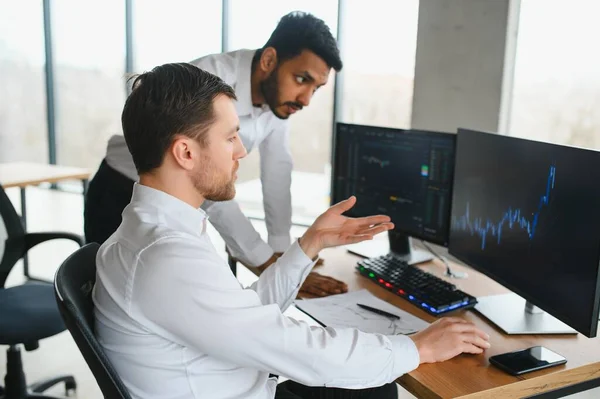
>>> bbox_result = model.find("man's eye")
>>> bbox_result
[295,76,305,84]
[228,137,236,142]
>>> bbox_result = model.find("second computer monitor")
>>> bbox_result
[332,123,455,262]
[449,128,600,337]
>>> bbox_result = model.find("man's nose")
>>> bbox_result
[235,140,247,159]
[297,89,312,107]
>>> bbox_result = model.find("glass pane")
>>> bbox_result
[228,1,339,221]
[53,0,126,169]
[339,0,419,129]
[0,1,48,163]
[133,0,222,72]
[509,0,600,149]
[228,0,338,50]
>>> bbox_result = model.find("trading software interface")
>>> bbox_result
[332,123,455,245]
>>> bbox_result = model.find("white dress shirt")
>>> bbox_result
[105,49,292,266]
[92,184,420,399]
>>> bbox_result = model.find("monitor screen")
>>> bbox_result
[449,128,600,337]
[332,123,455,246]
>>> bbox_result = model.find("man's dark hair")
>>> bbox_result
[121,63,236,174]
[258,11,342,71]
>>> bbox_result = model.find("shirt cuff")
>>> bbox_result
[268,234,292,253]
[278,240,316,277]
[239,240,275,267]
[388,335,421,376]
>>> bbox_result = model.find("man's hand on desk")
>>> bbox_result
[298,272,348,297]
[260,253,347,297]
[409,317,491,364]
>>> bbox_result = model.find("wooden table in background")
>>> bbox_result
[311,247,600,398]
[0,162,91,278]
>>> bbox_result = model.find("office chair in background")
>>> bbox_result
[1,184,84,398]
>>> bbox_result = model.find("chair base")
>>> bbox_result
[1,346,76,399]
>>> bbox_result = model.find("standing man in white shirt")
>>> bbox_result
[84,11,347,297]
[93,62,490,399]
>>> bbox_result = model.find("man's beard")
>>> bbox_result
[191,160,237,202]
[260,67,303,120]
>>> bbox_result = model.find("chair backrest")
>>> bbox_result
[54,243,132,399]
[0,184,26,287]
[0,184,25,239]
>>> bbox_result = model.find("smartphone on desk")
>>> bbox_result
[489,346,567,376]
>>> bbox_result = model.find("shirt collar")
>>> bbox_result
[130,183,208,237]
[234,49,257,118]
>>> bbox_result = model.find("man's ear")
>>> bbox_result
[259,47,278,74]
[170,137,195,171]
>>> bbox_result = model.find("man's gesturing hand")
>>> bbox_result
[299,196,394,259]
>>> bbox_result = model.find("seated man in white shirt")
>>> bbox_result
[84,11,347,298]
[93,63,491,399]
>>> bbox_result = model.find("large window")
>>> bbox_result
[509,0,600,149]
[133,0,222,73]
[228,1,339,221]
[0,1,48,163]
[338,0,419,129]
[52,0,126,170]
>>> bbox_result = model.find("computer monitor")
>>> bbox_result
[449,128,600,338]
[331,123,455,265]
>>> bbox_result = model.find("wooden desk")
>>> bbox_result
[0,162,91,277]
[315,247,600,398]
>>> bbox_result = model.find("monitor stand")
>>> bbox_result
[475,293,577,335]
[346,231,434,265]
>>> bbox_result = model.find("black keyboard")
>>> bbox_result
[357,254,477,316]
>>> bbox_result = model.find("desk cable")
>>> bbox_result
[420,240,468,279]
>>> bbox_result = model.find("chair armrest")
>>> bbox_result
[24,232,86,253]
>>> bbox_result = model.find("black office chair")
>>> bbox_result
[0,183,85,287]
[0,184,84,398]
[54,243,132,399]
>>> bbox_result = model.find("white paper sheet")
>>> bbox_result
[295,289,430,335]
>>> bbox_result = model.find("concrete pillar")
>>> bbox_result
[410,0,520,133]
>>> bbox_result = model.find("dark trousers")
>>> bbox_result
[275,380,398,399]
[84,159,135,245]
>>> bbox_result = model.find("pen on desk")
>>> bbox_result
[357,303,400,320]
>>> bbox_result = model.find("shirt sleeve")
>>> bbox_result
[132,237,420,389]
[259,122,293,252]
[201,199,274,266]
[248,240,315,311]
